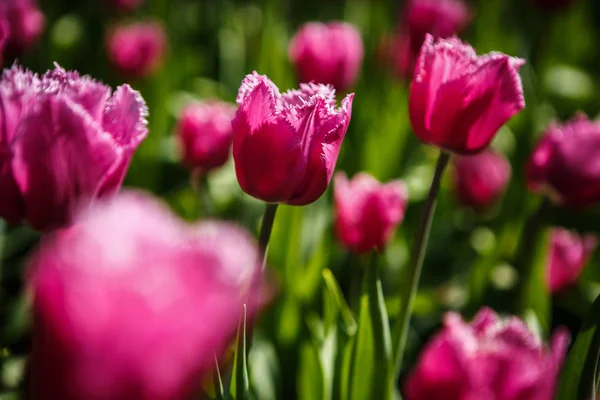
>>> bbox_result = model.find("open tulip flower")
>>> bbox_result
[232,72,354,206]
[547,228,597,294]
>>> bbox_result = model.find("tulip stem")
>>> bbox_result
[392,151,450,375]
[258,203,279,271]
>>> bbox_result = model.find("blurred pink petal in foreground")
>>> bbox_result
[106,21,167,79]
[289,21,363,92]
[104,0,145,13]
[547,228,596,294]
[452,150,511,210]
[0,64,148,230]
[405,308,569,400]
[0,0,45,60]
[334,172,408,254]
[29,191,269,400]
[233,72,354,205]
[409,35,525,154]
[527,114,600,208]
[177,101,236,172]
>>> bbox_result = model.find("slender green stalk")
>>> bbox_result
[392,151,450,374]
[258,203,279,271]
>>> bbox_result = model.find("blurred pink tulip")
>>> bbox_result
[0,0,45,60]
[0,64,148,230]
[232,72,353,205]
[409,35,525,154]
[29,191,268,400]
[289,21,363,92]
[547,228,596,294]
[105,0,145,12]
[334,172,408,254]
[405,308,569,400]
[527,114,600,208]
[177,101,236,171]
[452,150,511,209]
[106,21,167,79]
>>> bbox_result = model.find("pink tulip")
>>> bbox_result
[0,64,148,230]
[547,228,596,294]
[106,21,167,79]
[232,72,354,205]
[334,172,408,254]
[289,21,363,92]
[405,308,569,400]
[28,191,268,400]
[177,101,236,171]
[527,114,600,208]
[378,31,417,80]
[0,0,45,60]
[104,0,145,12]
[409,35,525,154]
[452,150,511,209]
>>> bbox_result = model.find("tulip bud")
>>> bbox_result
[0,0,45,60]
[106,21,167,79]
[547,228,596,294]
[232,72,354,206]
[409,35,525,154]
[177,101,236,171]
[0,64,148,230]
[334,172,408,254]
[405,308,569,400]
[452,150,511,209]
[527,114,600,208]
[28,191,268,400]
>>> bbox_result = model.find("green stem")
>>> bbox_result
[258,203,279,271]
[392,151,450,375]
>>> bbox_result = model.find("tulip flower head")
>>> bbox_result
[527,114,600,208]
[409,35,525,155]
[289,21,364,92]
[334,172,408,254]
[547,228,596,294]
[0,64,148,231]
[405,308,569,400]
[29,191,268,400]
[0,0,45,60]
[232,72,354,206]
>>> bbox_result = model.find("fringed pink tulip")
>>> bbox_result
[232,72,354,205]
[177,101,236,171]
[106,21,167,79]
[409,35,525,154]
[0,64,148,230]
[334,172,408,254]
[28,191,268,400]
[527,114,600,208]
[104,0,145,12]
[405,308,569,400]
[0,0,45,59]
[289,21,363,92]
[547,228,596,294]
[452,150,511,209]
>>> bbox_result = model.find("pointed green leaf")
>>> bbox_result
[323,269,357,335]
[230,305,250,400]
[521,227,551,334]
[213,354,226,400]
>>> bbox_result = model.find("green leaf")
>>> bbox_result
[230,305,251,400]
[213,355,226,400]
[556,292,600,400]
[323,269,357,336]
[520,227,551,334]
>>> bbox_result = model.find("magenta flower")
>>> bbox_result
[0,0,45,60]
[547,228,596,294]
[452,150,511,210]
[232,72,354,205]
[28,191,269,400]
[177,101,236,172]
[289,21,364,92]
[334,172,408,254]
[0,64,148,230]
[104,0,145,12]
[106,21,167,79]
[527,114,600,208]
[405,308,569,400]
[409,35,525,154]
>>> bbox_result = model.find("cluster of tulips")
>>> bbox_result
[0,0,599,399]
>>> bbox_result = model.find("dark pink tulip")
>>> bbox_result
[0,0,45,59]
[289,21,363,92]
[547,228,596,294]
[177,101,236,171]
[104,0,145,12]
[527,114,600,208]
[378,31,417,80]
[334,172,408,254]
[28,191,268,400]
[405,308,569,400]
[232,72,354,205]
[452,150,511,209]
[409,35,525,155]
[0,64,148,230]
[106,21,167,79]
